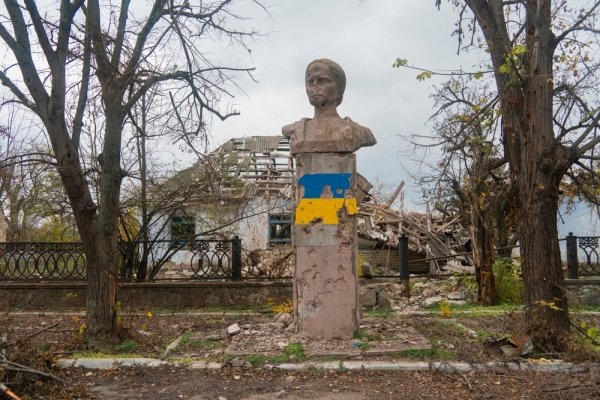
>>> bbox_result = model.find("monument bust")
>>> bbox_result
[283,59,376,154]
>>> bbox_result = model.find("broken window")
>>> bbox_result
[268,214,292,246]
[170,210,195,247]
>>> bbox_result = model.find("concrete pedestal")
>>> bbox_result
[292,153,360,339]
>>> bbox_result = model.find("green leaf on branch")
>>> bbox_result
[472,71,484,79]
[393,58,408,68]
[512,45,527,55]
[498,62,512,74]
[416,71,433,81]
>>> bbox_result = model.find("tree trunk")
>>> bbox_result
[516,0,570,345]
[518,182,569,344]
[470,206,496,306]
[465,0,570,348]
[46,118,119,347]
[85,99,126,346]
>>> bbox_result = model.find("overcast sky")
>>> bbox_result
[198,0,600,235]
[203,0,477,210]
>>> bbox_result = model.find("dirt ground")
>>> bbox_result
[1,310,600,399]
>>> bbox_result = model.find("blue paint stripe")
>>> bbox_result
[298,173,352,198]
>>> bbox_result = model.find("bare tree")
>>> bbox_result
[0,0,262,347]
[413,76,511,305]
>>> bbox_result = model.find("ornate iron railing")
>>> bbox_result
[565,234,600,278]
[0,242,86,280]
[0,238,242,281]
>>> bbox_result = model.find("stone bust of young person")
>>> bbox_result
[283,59,376,154]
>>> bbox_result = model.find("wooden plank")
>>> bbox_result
[385,181,405,207]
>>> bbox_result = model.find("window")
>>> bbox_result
[268,214,292,246]
[170,210,195,246]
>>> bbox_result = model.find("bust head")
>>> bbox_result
[305,59,346,110]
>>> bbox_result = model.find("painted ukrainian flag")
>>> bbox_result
[295,173,358,225]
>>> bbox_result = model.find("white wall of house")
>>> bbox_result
[144,195,292,269]
[237,196,291,251]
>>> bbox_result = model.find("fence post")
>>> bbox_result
[399,234,410,297]
[566,232,579,279]
[231,236,242,281]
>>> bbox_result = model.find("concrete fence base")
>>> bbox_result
[0,281,292,311]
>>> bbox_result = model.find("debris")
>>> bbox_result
[357,187,473,274]
[447,291,467,301]
[273,312,293,328]
[163,335,183,357]
[226,323,242,337]
[484,334,533,358]
[0,357,67,384]
[0,383,21,400]
[423,296,443,308]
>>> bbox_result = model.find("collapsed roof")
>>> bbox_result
[159,135,472,271]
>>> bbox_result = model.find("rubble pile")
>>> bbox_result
[243,246,294,278]
[359,276,476,312]
[357,182,473,274]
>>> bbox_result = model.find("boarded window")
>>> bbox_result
[171,210,195,246]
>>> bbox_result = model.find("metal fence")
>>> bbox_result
[0,238,242,281]
[565,233,600,278]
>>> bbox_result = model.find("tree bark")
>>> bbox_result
[470,201,496,306]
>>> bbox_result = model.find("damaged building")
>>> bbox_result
[148,135,472,278]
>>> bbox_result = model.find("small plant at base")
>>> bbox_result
[266,297,293,314]
[494,257,523,304]
[284,342,305,360]
[245,354,267,367]
[439,300,453,318]
[357,342,370,350]
[76,323,86,337]
[574,321,600,348]
[307,366,325,376]
[113,340,138,352]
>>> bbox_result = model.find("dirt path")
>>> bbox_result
[76,365,599,400]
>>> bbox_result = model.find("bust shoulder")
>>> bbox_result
[282,118,310,140]
[342,117,377,148]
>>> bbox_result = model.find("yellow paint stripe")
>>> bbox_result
[295,198,357,225]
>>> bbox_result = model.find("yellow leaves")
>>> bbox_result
[439,300,453,318]
[267,297,293,314]
[512,45,527,56]
[416,71,433,81]
[534,299,563,311]
[146,311,153,318]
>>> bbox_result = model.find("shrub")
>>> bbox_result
[493,257,523,304]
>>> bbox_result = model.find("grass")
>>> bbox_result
[353,328,383,342]
[570,304,600,313]
[306,365,325,376]
[241,343,306,366]
[73,351,143,358]
[179,332,221,349]
[364,308,393,317]
[426,302,523,316]
[112,340,138,352]
[395,347,455,361]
